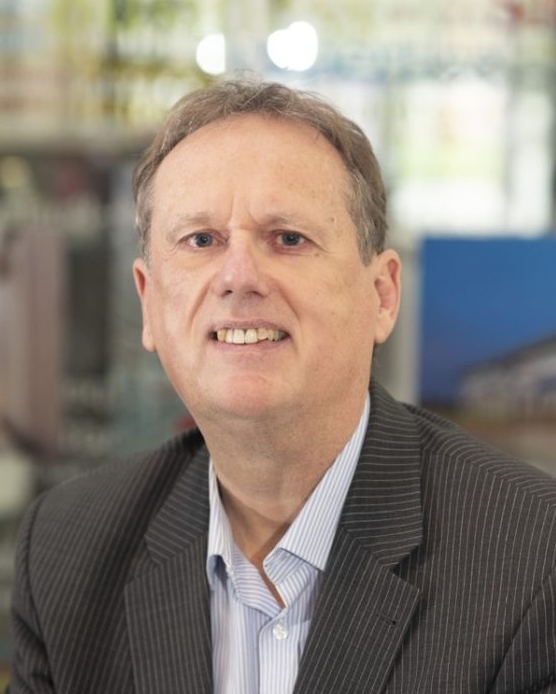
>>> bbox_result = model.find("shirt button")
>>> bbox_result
[272,622,289,640]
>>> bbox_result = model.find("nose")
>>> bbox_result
[211,233,271,298]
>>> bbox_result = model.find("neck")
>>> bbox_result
[199,394,367,565]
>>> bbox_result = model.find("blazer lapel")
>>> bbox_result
[294,530,421,694]
[294,381,424,694]
[125,444,213,694]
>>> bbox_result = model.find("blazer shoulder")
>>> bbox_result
[404,400,556,507]
[42,427,204,512]
[18,428,206,570]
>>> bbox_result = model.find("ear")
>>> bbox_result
[132,258,157,353]
[373,249,402,345]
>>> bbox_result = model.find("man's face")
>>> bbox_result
[134,114,401,426]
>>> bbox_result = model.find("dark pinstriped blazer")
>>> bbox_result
[7,380,556,693]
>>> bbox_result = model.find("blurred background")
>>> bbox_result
[1,0,556,681]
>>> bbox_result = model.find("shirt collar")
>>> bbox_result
[206,469,235,589]
[206,394,370,586]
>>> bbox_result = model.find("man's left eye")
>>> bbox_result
[189,232,214,247]
[278,232,305,247]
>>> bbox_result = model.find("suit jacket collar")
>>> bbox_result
[293,380,423,693]
[125,443,213,694]
[339,379,423,566]
[126,380,423,694]
[143,442,210,563]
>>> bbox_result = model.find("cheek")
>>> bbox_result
[318,265,376,324]
[298,272,377,361]
[146,272,191,339]
[334,283,379,358]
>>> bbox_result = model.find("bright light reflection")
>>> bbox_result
[196,33,226,75]
[267,21,318,71]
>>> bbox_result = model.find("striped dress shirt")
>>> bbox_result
[206,395,370,694]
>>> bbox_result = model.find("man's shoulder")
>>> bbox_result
[23,427,206,551]
[404,399,556,505]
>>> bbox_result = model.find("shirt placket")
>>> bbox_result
[258,554,317,694]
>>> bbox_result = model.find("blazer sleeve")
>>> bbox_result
[490,566,556,694]
[6,496,55,694]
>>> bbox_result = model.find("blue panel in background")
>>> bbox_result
[419,236,556,407]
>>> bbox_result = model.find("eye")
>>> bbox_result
[187,232,215,248]
[277,232,305,247]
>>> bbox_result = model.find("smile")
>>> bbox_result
[213,328,287,344]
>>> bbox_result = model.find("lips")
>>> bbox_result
[213,327,287,344]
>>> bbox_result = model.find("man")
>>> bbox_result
[7,79,556,694]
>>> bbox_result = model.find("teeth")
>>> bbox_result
[215,328,286,344]
[245,328,258,344]
[233,329,244,344]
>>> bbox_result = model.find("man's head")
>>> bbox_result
[132,80,401,432]
[133,79,387,264]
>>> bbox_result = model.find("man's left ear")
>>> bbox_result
[373,249,402,345]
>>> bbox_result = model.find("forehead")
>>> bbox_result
[147,114,359,250]
[148,114,355,237]
[156,113,349,186]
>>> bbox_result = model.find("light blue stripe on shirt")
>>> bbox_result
[206,394,370,694]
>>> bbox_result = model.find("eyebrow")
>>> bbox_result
[258,213,328,237]
[259,213,307,228]
[161,213,215,241]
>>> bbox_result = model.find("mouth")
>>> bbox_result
[211,327,288,345]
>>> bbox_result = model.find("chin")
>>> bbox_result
[221,394,281,419]
[190,386,286,424]
[177,365,301,422]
